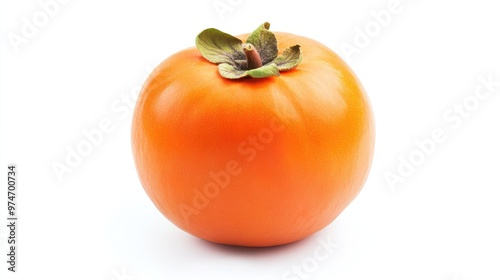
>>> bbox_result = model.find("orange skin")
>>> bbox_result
[132,32,375,247]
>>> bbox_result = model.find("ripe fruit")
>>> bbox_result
[132,23,374,247]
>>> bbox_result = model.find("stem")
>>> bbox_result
[242,43,262,70]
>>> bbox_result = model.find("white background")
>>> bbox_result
[1,0,500,279]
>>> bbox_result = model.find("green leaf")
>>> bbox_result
[196,28,245,65]
[273,45,302,71]
[246,22,278,65]
[247,63,280,78]
[218,63,280,79]
[218,63,248,79]
[195,22,303,80]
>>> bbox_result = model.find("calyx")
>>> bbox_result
[195,22,302,79]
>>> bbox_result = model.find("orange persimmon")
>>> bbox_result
[132,23,374,247]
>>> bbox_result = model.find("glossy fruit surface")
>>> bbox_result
[132,30,374,247]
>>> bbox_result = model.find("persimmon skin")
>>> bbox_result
[132,32,375,247]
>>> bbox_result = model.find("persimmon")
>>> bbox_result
[132,23,374,247]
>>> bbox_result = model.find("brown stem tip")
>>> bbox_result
[242,43,262,70]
